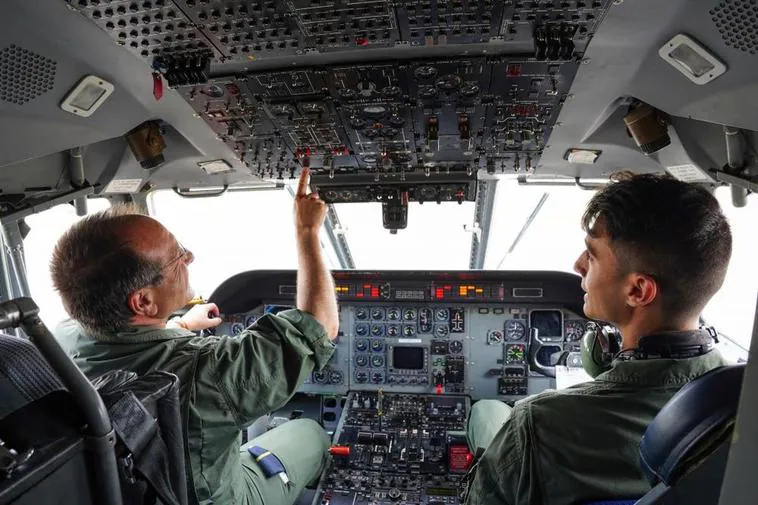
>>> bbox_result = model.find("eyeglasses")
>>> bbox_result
[163,242,193,270]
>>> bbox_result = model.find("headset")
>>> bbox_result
[580,322,718,378]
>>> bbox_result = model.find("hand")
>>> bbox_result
[294,168,327,236]
[176,303,222,331]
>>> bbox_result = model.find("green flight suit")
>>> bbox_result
[56,309,335,505]
[464,350,729,505]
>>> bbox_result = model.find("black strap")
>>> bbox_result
[109,392,183,505]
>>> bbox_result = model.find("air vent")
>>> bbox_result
[711,0,758,54]
[0,45,56,105]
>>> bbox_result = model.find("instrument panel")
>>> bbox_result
[211,271,589,402]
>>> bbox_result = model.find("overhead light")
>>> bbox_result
[60,75,114,117]
[659,34,726,85]
[565,149,601,164]
[199,159,234,175]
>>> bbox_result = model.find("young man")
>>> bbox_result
[464,173,733,505]
[52,169,339,505]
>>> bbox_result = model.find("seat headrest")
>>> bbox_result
[639,364,745,486]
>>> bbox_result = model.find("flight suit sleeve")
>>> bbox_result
[200,309,335,426]
[465,403,539,505]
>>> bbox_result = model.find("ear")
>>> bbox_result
[624,273,658,308]
[127,288,160,318]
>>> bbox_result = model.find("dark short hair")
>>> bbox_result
[582,173,732,320]
[50,204,164,335]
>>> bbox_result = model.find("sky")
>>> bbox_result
[23,182,757,355]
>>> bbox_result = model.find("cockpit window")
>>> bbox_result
[25,199,111,328]
[702,187,757,356]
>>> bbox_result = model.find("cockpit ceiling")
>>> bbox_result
[0,0,756,209]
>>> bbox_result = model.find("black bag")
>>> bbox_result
[93,370,189,505]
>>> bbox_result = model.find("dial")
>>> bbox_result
[355,308,369,320]
[435,74,462,91]
[565,320,586,341]
[371,324,385,337]
[460,83,480,97]
[487,330,504,345]
[387,307,401,320]
[231,322,244,335]
[355,371,368,383]
[244,315,258,327]
[387,325,399,337]
[371,308,385,320]
[449,340,463,354]
[506,344,526,364]
[435,309,449,322]
[435,325,449,337]
[329,370,344,384]
[312,370,328,384]
[504,320,526,341]
[382,85,401,97]
[355,323,369,336]
[403,308,418,321]
[355,355,368,367]
[370,339,384,352]
[371,355,385,367]
[355,339,368,352]
[402,325,416,337]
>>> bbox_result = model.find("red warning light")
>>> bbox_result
[371,287,380,298]
[506,64,523,77]
[356,37,369,46]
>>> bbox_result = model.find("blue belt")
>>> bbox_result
[248,445,290,485]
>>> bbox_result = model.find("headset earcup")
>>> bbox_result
[581,328,611,378]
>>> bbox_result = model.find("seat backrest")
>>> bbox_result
[0,333,96,505]
[639,364,745,487]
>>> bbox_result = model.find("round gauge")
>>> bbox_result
[487,330,504,345]
[402,325,416,337]
[449,340,463,354]
[565,320,586,341]
[371,308,385,320]
[460,83,480,97]
[435,309,449,322]
[506,344,526,364]
[355,355,368,367]
[230,322,244,335]
[403,308,417,321]
[355,371,368,383]
[244,315,258,327]
[312,370,328,383]
[414,65,438,80]
[355,308,368,320]
[388,115,405,127]
[435,74,462,91]
[419,86,438,98]
[355,339,368,351]
[371,355,384,367]
[370,339,384,352]
[201,84,224,98]
[362,105,387,116]
[371,325,384,337]
[504,320,526,341]
[387,307,401,320]
[382,85,401,97]
[387,325,399,337]
[329,370,344,384]
[355,323,368,336]
[435,325,449,337]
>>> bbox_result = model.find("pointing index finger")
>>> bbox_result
[296,168,310,197]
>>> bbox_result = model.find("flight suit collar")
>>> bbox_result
[90,324,195,344]
[596,348,728,387]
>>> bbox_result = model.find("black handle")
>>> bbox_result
[527,327,556,378]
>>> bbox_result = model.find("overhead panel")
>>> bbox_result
[66,0,614,228]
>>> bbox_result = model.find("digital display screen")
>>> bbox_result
[70,83,107,111]
[427,487,458,497]
[392,346,424,370]
[530,310,563,337]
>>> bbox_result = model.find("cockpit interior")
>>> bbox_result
[0,1,756,504]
